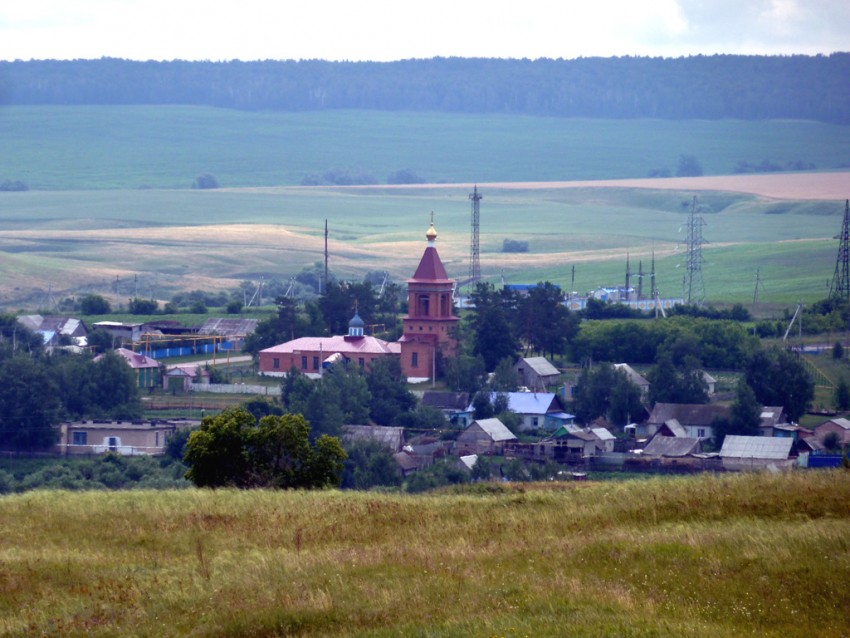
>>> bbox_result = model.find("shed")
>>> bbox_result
[421,391,472,426]
[513,357,561,391]
[613,363,650,398]
[813,417,850,447]
[719,435,794,471]
[590,427,617,452]
[342,425,405,453]
[456,418,517,456]
[642,435,702,458]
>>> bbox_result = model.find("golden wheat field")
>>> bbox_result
[1,471,849,637]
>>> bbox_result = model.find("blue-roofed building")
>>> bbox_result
[466,392,564,432]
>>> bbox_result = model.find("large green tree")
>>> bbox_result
[0,356,61,451]
[712,380,762,448]
[184,407,346,489]
[743,348,814,421]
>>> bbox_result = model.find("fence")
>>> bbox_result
[189,383,280,396]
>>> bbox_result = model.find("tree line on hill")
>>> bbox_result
[2,55,849,123]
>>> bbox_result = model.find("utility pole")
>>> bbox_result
[323,219,329,295]
[829,199,850,301]
[468,185,482,293]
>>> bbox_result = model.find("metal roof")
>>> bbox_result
[643,435,702,457]
[197,317,259,337]
[648,403,731,427]
[661,419,688,438]
[470,418,517,442]
[467,392,558,415]
[614,363,650,387]
[342,425,405,452]
[517,357,560,378]
[590,427,616,441]
[422,391,470,411]
[819,417,850,430]
[261,334,398,356]
[720,435,793,460]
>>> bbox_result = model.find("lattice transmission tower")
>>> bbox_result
[468,185,482,292]
[683,196,706,306]
[829,199,850,301]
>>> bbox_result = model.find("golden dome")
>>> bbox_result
[426,219,437,241]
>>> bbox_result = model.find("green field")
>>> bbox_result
[3,107,850,190]
[1,471,848,637]
[1,106,849,309]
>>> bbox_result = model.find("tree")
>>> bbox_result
[608,372,644,426]
[471,390,494,420]
[80,294,111,315]
[712,381,762,448]
[87,328,114,352]
[489,357,520,392]
[833,342,844,360]
[469,283,518,370]
[646,352,708,405]
[366,357,415,425]
[516,282,577,358]
[128,298,158,314]
[341,439,402,489]
[676,154,703,177]
[183,407,346,488]
[743,348,814,422]
[0,356,61,451]
[442,354,487,394]
[192,173,219,189]
[836,376,850,411]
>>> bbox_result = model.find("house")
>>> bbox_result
[758,406,787,436]
[342,425,405,453]
[656,419,688,438]
[101,347,161,389]
[163,364,210,392]
[18,315,88,340]
[719,435,795,471]
[645,403,731,440]
[91,321,147,344]
[455,418,517,456]
[514,357,561,391]
[613,363,650,399]
[812,417,850,447]
[421,391,472,426]
[258,312,401,378]
[56,420,181,456]
[551,428,598,461]
[590,427,617,452]
[467,392,564,432]
[398,221,460,380]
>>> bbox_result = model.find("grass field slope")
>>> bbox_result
[1,471,848,637]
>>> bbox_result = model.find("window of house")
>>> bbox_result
[72,431,87,446]
[532,417,539,427]
[301,356,307,370]
[412,352,419,368]
[312,356,319,370]
[697,428,706,438]
[358,358,365,368]
[273,358,280,369]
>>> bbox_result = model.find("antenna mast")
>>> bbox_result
[323,219,329,295]
[829,199,850,301]
[684,196,706,306]
[468,185,482,293]
[637,260,644,300]
[624,253,631,302]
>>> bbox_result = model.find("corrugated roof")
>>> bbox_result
[261,334,397,356]
[471,418,517,442]
[614,363,650,387]
[720,435,793,460]
[820,417,850,430]
[518,357,560,377]
[109,347,160,369]
[591,427,616,441]
[661,419,688,438]
[467,392,558,415]
[342,425,405,452]
[197,317,259,337]
[643,435,701,457]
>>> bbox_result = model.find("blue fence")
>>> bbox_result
[807,455,843,468]
[144,340,237,360]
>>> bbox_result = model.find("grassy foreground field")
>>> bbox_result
[1,471,849,637]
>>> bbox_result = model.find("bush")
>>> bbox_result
[192,173,219,189]
[676,154,703,177]
[80,294,111,315]
[387,169,425,184]
[502,239,529,253]
[128,297,159,314]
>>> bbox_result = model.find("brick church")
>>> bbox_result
[258,219,458,381]
[398,220,459,379]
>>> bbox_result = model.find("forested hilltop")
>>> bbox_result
[2,54,849,123]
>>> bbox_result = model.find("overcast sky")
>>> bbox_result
[1,0,848,62]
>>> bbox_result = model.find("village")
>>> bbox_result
[9,216,848,489]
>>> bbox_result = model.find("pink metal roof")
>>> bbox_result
[111,347,160,369]
[410,246,451,282]
[261,335,397,356]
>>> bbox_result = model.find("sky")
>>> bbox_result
[0,0,848,62]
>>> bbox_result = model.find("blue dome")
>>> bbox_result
[348,312,365,328]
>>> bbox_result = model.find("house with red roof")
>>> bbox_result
[100,347,161,389]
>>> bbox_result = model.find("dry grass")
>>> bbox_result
[1,471,849,637]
